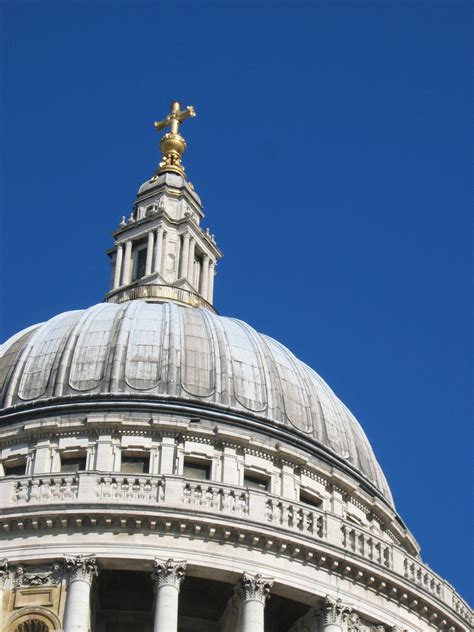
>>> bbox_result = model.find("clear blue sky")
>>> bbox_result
[1,0,472,604]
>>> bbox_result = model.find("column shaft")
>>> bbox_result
[153,584,179,632]
[179,233,191,279]
[113,243,123,289]
[145,230,155,276]
[200,254,209,297]
[238,572,273,632]
[151,558,186,632]
[242,599,265,632]
[154,227,164,274]
[63,555,98,632]
[207,261,215,303]
[63,578,92,632]
[187,239,196,286]
[122,240,133,285]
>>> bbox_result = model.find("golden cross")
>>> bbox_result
[154,101,196,136]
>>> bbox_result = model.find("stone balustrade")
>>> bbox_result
[0,471,471,629]
[265,497,324,538]
[341,523,392,569]
[183,480,249,515]
[12,475,79,504]
[404,556,443,598]
[97,475,165,503]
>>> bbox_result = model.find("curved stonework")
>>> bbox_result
[0,301,392,505]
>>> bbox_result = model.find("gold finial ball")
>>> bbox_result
[160,132,187,158]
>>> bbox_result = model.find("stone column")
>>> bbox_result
[154,227,164,274]
[207,260,215,303]
[187,238,196,285]
[200,254,209,298]
[151,558,186,632]
[113,243,124,289]
[237,572,274,632]
[145,230,155,276]
[179,232,191,280]
[63,555,98,632]
[122,240,133,286]
[322,595,352,632]
[0,559,9,632]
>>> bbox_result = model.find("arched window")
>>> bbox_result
[15,620,49,632]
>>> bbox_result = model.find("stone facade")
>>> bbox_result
[0,114,471,631]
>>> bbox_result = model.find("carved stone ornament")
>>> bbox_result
[151,558,186,591]
[237,572,274,604]
[344,611,386,632]
[14,562,62,588]
[323,595,353,625]
[0,558,9,587]
[65,555,98,584]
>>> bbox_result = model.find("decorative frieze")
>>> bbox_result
[237,572,274,604]
[65,555,98,584]
[151,558,186,591]
[14,563,62,587]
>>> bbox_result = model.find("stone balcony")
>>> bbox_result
[0,472,471,631]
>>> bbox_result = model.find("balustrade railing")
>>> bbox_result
[404,557,443,598]
[12,475,79,503]
[183,481,248,515]
[96,475,165,503]
[341,524,392,569]
[265,497,324,537]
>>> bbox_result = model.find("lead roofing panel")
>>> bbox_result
[18,312,80,400]
[124,302,165,390]
[181,308,215,397]
[223,318,267,412]
[69,305,118,391]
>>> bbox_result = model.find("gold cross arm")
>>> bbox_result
[154,101,196,134]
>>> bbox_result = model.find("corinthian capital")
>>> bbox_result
[0,559,9,587]
[152,558,186,591]
[238,572,274,604]
[65,555,98,584]
[323,595,352,625]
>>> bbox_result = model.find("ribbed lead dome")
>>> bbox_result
[0,301,393,505]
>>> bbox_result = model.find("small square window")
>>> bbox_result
[60,455,87,473]
[3,461,26,477]
[299,489,322,509]
[244,470,269,492]
[183,459,210,480]
[121,455,150,474]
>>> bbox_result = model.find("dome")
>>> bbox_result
[0,300,392,506]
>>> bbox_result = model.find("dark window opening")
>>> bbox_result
[133,248,147,280]
[244,470,269,492]
[4,461,26,477]
[299,489,322,508]
[121,455,150,474]
[60,455,87,473]
[183,459,210,480]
